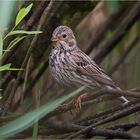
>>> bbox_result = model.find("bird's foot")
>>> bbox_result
[74,93,88,109]
[55,93,88,111]
[55,103,70,111]
[120,96,130,106]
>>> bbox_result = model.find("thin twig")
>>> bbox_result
[9,1,54,105]
[46,119,140,139]
[85,3,130,55]
[109,35,140,75]
[67,101,140,139]
[77,99,138,126]
[94,1,140,64]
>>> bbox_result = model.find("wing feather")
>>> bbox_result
[72,51,116,87]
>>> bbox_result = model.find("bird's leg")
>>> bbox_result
[119,96,129,105]
[55,97,76,110]
[55,93,89,111]
[55,102,72,110]
[74,93,89,109]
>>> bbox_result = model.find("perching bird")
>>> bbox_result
[49,25,129,108]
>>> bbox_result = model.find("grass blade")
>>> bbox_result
[0,86,85,138]
[15,3,33,26]
[0,63,11,71]
[7,30,42,36]
[0,34,3,59]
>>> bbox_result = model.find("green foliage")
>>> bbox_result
[0,1,16,35]
[0,95,2,100]
[0,86,85,139]
[0,34,3,59]
[0,63,23,71]
[0,2,42,108]
[137,19,140,33]
[32,122,39,139]
[15,3,33,26]
[7,30,42,36]
[2,36,26,58]
[0,3,42,72]
[106,1,119,15]
[0,64,11,71]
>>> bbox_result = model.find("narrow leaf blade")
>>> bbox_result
[15,3,33,26]
[7,30,42,36]
[0,35,3,59]
[0,63,11,69]
[0,86,85,138]
[0,68,24,71]
[25,3,33,17]
[8,36,26,50]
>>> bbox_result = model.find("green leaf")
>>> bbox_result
[3,50,10,52]
[3,36,26,57]
[0,63,11,71]
[1,68,24,71]
[32,122,38,139]
[0,35,3,59]
[0,63,23,71]
[8,36,26,50]
[106,1,119,15]
[0,86,85,138]
[15,3,33,26]
[7,30,42,36]
[137,19,140,33]
[0,96,3,100]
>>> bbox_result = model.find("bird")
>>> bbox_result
[49,25,129,108]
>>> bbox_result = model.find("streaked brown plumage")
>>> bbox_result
[49,25,129,106]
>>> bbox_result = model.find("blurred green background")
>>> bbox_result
[0,0,140,139]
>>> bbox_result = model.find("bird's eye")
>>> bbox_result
[62,34,67,38]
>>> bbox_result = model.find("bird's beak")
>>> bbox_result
[51,36,60,43]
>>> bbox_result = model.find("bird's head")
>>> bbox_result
[51,25,77,50]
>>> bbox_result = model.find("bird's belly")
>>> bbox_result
[50,64,70,86]
[52,69,89,89]
[50,66,77,88]
[50,56,99,89]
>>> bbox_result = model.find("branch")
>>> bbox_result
[25,1,50,29]
[8,1,56,104]
[67,101,140,138]
[94,1,140,64]
[1,87,140,122]
[23,60,49,98]
[46,119,140,139]
[104,88,140,99]
[78,100,139,126]
[108,35,140,75]
[86,128,140,139]
[108,123,140,131]
[40,87,140,122]
[2,1,50,64]
[85,3,131,55]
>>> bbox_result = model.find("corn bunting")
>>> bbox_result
[49,25,129,108]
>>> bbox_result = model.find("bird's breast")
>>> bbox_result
[49,49,68,84]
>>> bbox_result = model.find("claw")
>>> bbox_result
[55,103,69,111]
[74,93,88,109]
[55,93,88,111]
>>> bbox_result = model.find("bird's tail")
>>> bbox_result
[116,87,129,105]
[119,96,129,105]
[106,85,129,105]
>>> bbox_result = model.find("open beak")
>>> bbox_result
[51,36,60,43]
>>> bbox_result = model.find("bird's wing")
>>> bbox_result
[72,51,116,87]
